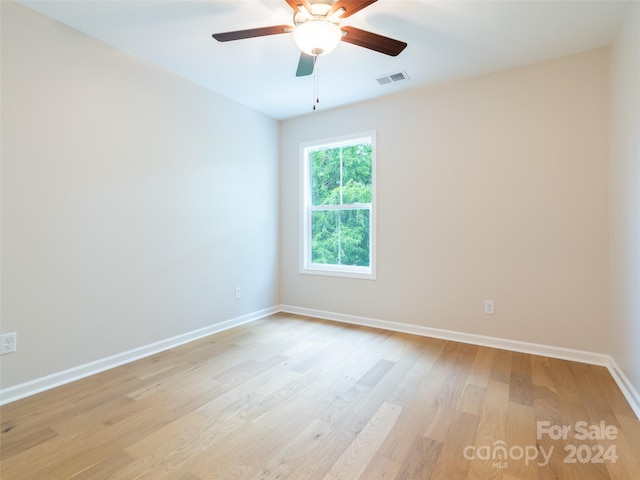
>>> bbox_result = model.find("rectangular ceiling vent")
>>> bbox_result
[376,71,409,86]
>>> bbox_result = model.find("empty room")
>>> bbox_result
[1,1,639,478]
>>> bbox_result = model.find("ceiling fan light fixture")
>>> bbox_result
[293,20,342,56]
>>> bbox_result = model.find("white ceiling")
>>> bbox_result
[18,0,630,120]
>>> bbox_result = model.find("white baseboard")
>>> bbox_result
[0,306,278,405]
[279,304,640,420]
[606,359,640,420]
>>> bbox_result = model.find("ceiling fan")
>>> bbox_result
[212,0,407,77]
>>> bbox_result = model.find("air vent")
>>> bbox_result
[376,70,409,86]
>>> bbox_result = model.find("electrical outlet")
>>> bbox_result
[484,300,495,315]
[1,332,17,354]
[234,287,241,299]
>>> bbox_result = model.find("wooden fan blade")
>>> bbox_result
[332,0,378,18]
[340,26,407,56]
[284,0,313,13]
[212,25,293,42]
[296,52,315,77]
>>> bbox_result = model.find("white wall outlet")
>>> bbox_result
[1,332,17,354]
[234,287,241,299]
[484,300,495,315]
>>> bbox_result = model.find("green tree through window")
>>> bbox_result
[302,133,375,278]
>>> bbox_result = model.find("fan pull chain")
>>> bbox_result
[313,56,319,111]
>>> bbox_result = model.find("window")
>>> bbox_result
[300,131,376,279]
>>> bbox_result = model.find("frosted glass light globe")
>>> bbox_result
[293,21,342,56]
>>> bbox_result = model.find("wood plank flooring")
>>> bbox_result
[1,313,639,479]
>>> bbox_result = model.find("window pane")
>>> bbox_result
[311,210,339,264]
[339,209,370,267]
[302,131,375,278]
[341,143,372,204]
[311,148,341,206]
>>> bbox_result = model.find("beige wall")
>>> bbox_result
[1,2,279,389]
[280,49,610,353]
[610,2,640,394]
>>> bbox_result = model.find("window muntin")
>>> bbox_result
[301,132,376,279]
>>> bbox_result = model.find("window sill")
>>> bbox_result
[300,265,376,280]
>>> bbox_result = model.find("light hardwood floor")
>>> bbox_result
[1,313,639,479]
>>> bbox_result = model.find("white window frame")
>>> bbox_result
[300,131,377,280]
